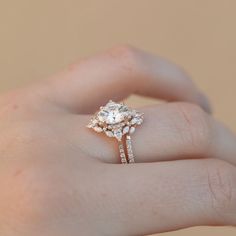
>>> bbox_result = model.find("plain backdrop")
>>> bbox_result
[0,0,236,235]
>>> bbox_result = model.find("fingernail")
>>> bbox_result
[198,92,213,114]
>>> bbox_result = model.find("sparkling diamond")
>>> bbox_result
[87,123,93,128]
[97,101,128,125]
[123,126,129,134]
[114,129,122,140]
[130,117,138,125]
[105,131,114,137]
[87,119,98,128]
[129,126,135,134]
[94,127,103,132]
[136,119,143,125]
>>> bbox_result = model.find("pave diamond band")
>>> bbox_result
[87,100,144,164]
[126,135,134,163]
[119,141,128,164]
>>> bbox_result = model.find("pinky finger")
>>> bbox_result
[95,159,236,236]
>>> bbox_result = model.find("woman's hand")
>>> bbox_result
[0,45,235,236]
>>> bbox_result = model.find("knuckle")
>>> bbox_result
[205,160,236,221]
[172,102,212,153]
[108,44,140,72]
[109,44,138,59]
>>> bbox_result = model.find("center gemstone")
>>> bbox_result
[97,101,128,125]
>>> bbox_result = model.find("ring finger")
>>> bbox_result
[70,102,236,165]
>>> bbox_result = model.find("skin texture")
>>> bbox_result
[0,45,236,236]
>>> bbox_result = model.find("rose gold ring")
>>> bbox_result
[87,100,144,164]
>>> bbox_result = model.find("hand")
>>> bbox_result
[0,45,235,236]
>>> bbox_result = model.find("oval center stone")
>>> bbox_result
[98,102,128,125]
[98,109,125,124]
[106,110,124,124]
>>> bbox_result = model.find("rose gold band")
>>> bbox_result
[118,135,135,164]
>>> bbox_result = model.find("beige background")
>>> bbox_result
[0,0,236,235]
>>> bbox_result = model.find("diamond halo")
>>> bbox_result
[87,100,144,164]
[87,100,144,141]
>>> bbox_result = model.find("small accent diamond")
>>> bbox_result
[123,126,130,134]
[114,129,122,141]
[105,131,114,137]
[129,126,135,134]
[94,127,103,132]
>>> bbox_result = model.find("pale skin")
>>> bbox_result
[0,45,236,236]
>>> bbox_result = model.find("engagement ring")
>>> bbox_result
[87,100,144,163]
